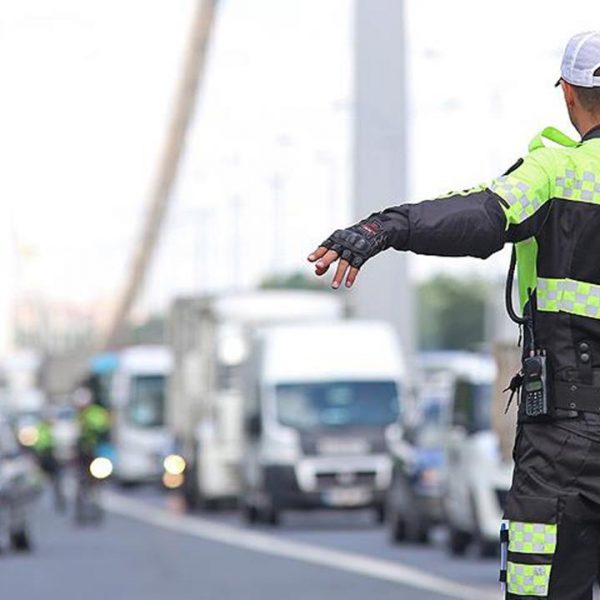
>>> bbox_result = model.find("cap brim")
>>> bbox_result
[555,78,562,87]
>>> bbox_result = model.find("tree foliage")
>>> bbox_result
[260,271,330,291]
[417,275,490,350]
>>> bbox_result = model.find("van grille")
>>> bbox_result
[316,471,376,490]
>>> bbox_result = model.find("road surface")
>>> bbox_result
[3,486,501,600]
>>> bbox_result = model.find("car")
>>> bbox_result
[386,392,446,544]
[0,417,42,552]
[441,354,513,558]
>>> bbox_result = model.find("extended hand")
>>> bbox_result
[307,245,359,289]
[307,217,391,289]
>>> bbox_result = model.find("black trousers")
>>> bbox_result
[503,414,600,599]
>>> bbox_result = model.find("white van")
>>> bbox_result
[111,346,173,485]
[442,354,513,557]
[241,320,406,525]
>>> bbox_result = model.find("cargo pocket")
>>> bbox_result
[501,493,559,598]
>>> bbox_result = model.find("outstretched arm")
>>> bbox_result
[308,152,554,288]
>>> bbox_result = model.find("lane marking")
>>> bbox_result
[103,492,498,600]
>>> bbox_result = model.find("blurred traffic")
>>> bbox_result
[0,291,513,596]
[4,0,600,598]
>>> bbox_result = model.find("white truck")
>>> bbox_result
[241,320,406,525]
[167,290,344,509]
[111,345,173,485]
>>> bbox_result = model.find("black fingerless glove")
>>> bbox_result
[320,215,393,268]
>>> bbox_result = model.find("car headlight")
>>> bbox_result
[90,457,113,479]
[163,454,186,476]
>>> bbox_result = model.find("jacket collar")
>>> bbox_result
[582,124,600,142]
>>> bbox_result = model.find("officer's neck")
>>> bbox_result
[574,112,600,139]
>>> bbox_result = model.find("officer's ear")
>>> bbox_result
[561,80,577,110]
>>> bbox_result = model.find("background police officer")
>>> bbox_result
[73,385,110,524]
[309,31,600,600]
[33,414,66,514]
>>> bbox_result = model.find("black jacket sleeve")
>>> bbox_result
[379,189,508,259]
[380,189,507,258]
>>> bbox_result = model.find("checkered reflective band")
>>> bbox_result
[555,170,600,203]
[508,521,557,554]
[537,277,600,319]
[490,176,546,224]
[507,562,552,597]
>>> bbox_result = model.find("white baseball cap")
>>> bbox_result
[556,31,600,88]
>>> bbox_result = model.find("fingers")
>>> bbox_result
[307,246,360,288]
[331,259,350,289]
[313,249,339,276]
[307,246,328,262]
[345,267,359,288]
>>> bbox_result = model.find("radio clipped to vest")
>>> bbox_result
[504,247,551,417]
[522,353,549,417]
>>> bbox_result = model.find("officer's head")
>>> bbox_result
[557,32,600,135]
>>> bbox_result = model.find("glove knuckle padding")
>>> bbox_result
[319,217,390,269]
[352,256,364,268]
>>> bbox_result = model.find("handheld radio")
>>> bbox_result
[505,247,550,417]
[522,353,549,417]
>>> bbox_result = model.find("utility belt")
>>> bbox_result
[509,372,600,422]
[553,380,600,414]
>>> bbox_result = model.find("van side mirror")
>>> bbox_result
[246,414,261,438]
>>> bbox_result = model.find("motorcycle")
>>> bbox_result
[74,442,114,526]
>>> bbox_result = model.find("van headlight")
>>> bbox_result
[262,427,301,464]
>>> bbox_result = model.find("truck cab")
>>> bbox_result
[241,320,405,525]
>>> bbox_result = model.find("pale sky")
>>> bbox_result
[2,0,600,316]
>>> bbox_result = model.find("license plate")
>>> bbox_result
[317,438,370,455]
[323,487,371,507]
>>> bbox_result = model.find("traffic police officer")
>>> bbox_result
[309,31,600,599]
[33,416,66,513]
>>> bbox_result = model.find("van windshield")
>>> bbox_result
[276,381,400,429]
[126,375,166,428]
